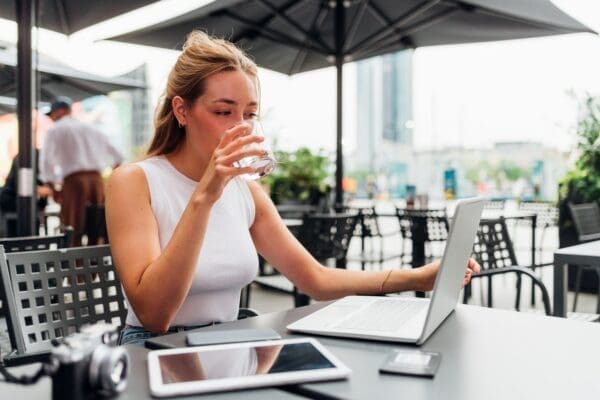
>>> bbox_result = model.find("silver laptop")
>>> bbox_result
[287,197,484,345]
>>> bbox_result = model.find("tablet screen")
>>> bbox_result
[158,341,335,384]
[148,338,350,396]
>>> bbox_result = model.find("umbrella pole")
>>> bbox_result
[16,0,37,236]
[334,0,344,209]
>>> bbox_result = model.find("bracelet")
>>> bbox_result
[379,269,393,294]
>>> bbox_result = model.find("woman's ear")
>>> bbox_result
[172,96,187,127]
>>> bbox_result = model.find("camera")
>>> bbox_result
[49,323,129,400]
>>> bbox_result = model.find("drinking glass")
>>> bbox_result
[235,120,276,180]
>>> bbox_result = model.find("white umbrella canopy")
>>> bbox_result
[108,0,595,206]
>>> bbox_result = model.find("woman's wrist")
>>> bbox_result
[383,269,421,294]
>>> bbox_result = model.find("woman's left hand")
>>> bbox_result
[415,258,480,292]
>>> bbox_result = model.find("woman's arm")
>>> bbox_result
[249,183,478,299]
[106,165,214,333]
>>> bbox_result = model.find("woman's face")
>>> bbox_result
[185,69,258,152]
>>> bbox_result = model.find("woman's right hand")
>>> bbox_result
[193,122,265,205]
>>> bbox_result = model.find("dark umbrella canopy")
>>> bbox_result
[0,0,160,35]
[0,42,146,106]
[108,0,594,206]
[110,0,594,75]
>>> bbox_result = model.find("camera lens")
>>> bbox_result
[89,345,129,397]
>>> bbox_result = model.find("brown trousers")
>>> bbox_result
[60,171,104,246]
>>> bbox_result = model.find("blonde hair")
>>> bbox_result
[147,31,258,156]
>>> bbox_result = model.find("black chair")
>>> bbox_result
[254,212,359,307]
[0,227,73,253]
[83,203,108,245]
[465,218,551,315]
[395,207,450,268]
[517,200,558,266]
[0,244,127,366]
[347,206,402,269]
[568,202,600,313]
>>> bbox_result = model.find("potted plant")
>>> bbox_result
[558,94,600,291]
[263,147,331,207]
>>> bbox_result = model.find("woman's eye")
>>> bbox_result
[245,113,258,119]
[215,111,231,116]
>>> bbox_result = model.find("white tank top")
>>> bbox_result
[124,156,258,327]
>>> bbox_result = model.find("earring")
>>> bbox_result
[178,121,184,128]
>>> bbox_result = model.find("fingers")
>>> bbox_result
[219,123,252,148]
[221,133,264,156]
[467,258,481,274]
[220,146,267,166]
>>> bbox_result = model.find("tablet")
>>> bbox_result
[147,337,350,397]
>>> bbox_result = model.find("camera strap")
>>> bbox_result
[0,358,58,385]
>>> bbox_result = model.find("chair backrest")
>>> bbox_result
[518,201,558,228]
[472,218,518,270]
[296,212,359,263]
[395,207,449,243]
[83,203,108,245]
[568,202,600,242]
[276,204,318,219]
[0,244,127,363]
[0,227,73,253]
[484,200,506,211]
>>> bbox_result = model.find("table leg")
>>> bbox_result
[530,215,537,306]
[411,217,427,298]
[553,258,567,317]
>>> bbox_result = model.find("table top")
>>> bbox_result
[0,343,304,399]
[6,303,600,399]
[146,302,600,400]
[555,240,600,257]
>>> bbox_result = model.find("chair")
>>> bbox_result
[0,244,127,366]
[347,206,402,269]
[465,218,551,315]
[568,202,600,313]
[254,212,359,307]
[517,201,558,266]
[395,207,450,267]
[484,199,506,211]
[0,227,73,317]
[0,227,73,253]
[83,203,108,245]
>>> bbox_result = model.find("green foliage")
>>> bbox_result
[262,147,331,204]
[559,94,600,203]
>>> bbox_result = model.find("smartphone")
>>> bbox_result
[186,328,281,347]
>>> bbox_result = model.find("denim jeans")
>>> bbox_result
[118,323,220,346]
[118,326,157,346]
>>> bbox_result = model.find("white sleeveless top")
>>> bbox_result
[125,156,258,327]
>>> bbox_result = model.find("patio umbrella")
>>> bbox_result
[0,0,160,35]
[107,0,594,206]
[1,0,158,234]
[0,42,146,108]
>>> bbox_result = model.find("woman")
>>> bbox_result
[106,31,479,345]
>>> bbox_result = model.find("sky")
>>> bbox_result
[0,0,599,155]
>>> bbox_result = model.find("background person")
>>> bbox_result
[40,96,124,246]
[106,31,478,345]
[0,151,52,236]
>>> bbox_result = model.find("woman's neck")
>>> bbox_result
[165,144,212,182]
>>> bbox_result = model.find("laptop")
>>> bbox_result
[287,197,485,345]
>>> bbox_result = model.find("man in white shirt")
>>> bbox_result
[40,97,124,245]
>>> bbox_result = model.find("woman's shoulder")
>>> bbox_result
[107,162,148,193]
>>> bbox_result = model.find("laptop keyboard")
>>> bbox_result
[333,298,427,332]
